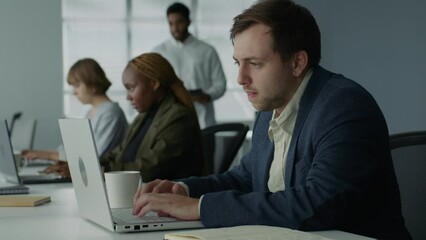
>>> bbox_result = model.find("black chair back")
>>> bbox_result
[390,131,426,240]
[201,123,249,174]
[9,112,22,134]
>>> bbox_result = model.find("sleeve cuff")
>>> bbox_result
[175,181,190,196]
[198,195,204,217]
[175,182,203,218]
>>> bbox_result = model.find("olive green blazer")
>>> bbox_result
[101,94,205,182]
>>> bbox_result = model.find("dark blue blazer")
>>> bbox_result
[183,66,411,239]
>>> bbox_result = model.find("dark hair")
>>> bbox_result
[230,0,321,67]
[167,2,190,20]
[67,58,111,94]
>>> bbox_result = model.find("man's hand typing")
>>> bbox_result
[133,179,200,220]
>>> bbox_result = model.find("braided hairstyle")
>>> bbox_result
[126,53,195,113]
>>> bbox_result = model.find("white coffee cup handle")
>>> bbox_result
[138,176,143,189]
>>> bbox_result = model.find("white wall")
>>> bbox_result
[296,0,426,134]
[0,0,63,149]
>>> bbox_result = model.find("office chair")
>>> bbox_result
[9,112,22,134]
[201,123,249,175]
[390,131,426,240]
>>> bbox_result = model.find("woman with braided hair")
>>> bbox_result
[100,53,206,181]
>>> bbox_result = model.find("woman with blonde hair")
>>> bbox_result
[100,53,206,181]
[22,58,128,166]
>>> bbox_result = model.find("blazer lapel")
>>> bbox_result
[125,113,147,146]
[284,66,332,188]
[135,94,174,158]
[255,111,275,190]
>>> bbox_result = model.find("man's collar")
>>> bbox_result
[171,33,194,46]
[268,68,313,140]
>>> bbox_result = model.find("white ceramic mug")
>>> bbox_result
[104,171,142,208]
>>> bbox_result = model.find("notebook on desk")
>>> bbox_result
[0,120,29,195]
[59,118,203,233]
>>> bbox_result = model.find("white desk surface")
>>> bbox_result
[0,178,373,239]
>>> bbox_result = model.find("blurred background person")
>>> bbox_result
[153,2,226,129]
[22,58,128,164]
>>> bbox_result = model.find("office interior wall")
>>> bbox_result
[0,0,425,151]
[0,0,63,149]
[296,0,426,134]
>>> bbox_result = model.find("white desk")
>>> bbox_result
[0,183,373,240]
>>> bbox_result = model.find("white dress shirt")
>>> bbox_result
[267,69,313,192]
[153,34,226,128]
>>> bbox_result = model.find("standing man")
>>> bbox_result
[153,2,226,129]
[135,0,411,239]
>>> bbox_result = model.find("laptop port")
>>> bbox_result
[134,225,140,230]
[142,225,149,228]
[125,226,130,229]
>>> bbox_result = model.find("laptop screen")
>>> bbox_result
[0,120,21,183]
[59,118,115,231]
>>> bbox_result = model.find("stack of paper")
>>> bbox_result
[164,225,333,240]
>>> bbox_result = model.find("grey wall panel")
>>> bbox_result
[0,0,63,149]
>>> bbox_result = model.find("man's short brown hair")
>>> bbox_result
[230,0,321,67]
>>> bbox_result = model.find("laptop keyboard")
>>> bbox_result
[111,208,177,224]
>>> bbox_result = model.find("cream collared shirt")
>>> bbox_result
[267,69,313,192]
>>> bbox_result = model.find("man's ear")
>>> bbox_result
[292,50,309,77]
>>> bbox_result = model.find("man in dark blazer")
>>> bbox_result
[132,0,411,239]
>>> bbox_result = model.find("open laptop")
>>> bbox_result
[58,118,204,233]
[0,120,29,195]
[20,168,71,184]
[17,148,71,183]
[5,114,70,184]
